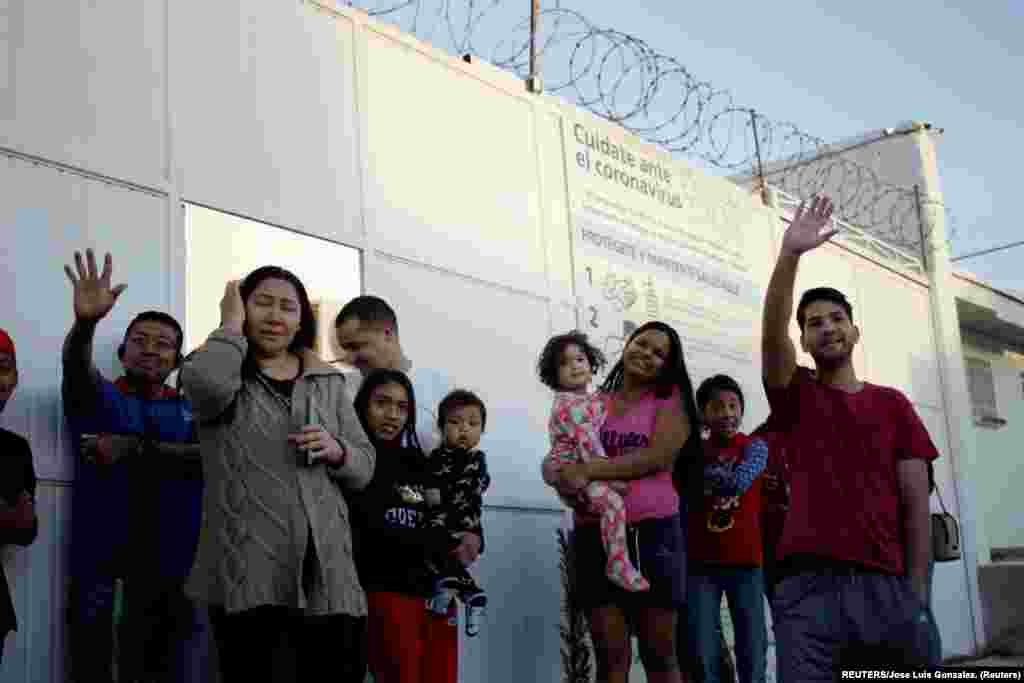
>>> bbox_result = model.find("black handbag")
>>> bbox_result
[931,485,961,563]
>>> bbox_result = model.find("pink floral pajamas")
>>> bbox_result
[545,392,648,592]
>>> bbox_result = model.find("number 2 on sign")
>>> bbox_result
[588,306,599,329]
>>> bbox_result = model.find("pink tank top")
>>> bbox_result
[577,388,681,524]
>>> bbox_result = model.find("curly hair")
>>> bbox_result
[537,330,607,390]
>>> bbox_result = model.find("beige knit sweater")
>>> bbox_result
[181,328,375,616]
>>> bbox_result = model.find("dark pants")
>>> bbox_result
[209,605,366,683]
[118,579,209,683]
[676,610,736,683]
[69,576,117,683]
[688,568,766,683]
[771,569,942,682]
[927,556,942,657]
[350,615,369,681]
[763,543,779,603]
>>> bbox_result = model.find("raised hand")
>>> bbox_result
[781,195,837,256]
[64,249,127,322]
[220,280,246,333]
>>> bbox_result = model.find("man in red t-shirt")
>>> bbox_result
[761,196,941,679]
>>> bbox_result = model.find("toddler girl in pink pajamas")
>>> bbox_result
[538,331,649,592]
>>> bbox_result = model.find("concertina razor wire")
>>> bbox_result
[344,0,955,255]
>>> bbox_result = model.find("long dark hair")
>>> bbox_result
[599,321,702,496]
[353,369,424,454]
[239,266,317,353]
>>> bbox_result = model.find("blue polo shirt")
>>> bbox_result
[67,377,202,582]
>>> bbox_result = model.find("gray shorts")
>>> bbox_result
[771,564,941,682]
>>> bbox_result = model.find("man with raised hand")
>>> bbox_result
[62,249,207,683]
[761,196,941,679]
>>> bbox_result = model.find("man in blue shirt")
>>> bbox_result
[62,249,206,683]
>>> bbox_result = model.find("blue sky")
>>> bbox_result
[571,0,1022,289]
[370,0,1022,290]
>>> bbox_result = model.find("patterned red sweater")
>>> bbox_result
[687,433,766,567]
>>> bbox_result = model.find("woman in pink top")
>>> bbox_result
[551,321,700,683]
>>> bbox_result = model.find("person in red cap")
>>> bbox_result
[0,329,39,669]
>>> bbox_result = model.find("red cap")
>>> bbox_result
[0,329,14,358]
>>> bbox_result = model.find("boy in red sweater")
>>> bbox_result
[686,375,768,683]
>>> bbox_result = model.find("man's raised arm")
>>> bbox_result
[62,250,127,411]
[762,196,836,388]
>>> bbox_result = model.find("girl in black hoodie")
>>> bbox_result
[350,369,459,683]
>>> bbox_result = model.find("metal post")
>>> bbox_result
[527,0,543,93]
[749,109,766,203]
[913,184,929,271]
[912,130,988,654]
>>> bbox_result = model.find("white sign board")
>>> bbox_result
[561,113,775,409]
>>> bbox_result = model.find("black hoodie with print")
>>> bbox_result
[348,442,452,597]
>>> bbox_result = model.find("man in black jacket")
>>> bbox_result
[0,329,38,668]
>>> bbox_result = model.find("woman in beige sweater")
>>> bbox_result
[181,266,375,682]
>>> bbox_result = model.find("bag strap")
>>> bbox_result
[933,483,951,516]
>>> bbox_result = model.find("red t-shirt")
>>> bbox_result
[753,430,789,561]
[687,433,763,567]
[765,367,939,576]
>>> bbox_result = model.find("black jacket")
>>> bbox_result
[348,443,451,597]
[0,428,38,633]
